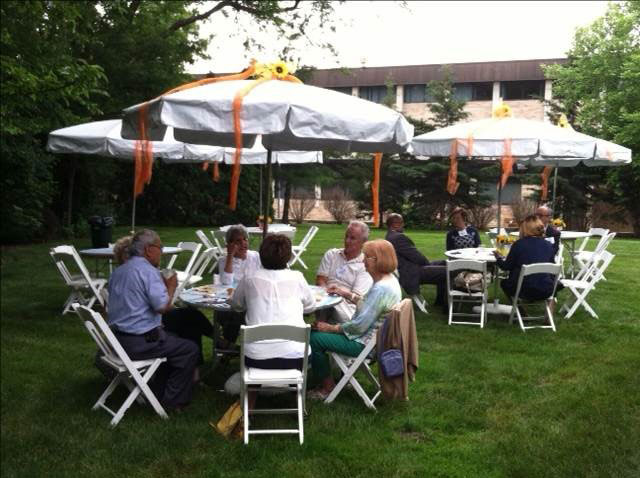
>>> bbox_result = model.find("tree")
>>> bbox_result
[543,2,640,234]
[426,66,469,128]
[1,0,341,243]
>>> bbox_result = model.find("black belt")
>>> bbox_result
[113,326,162,342]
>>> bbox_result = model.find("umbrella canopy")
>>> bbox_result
[47,119,322,165]
[121,80,413,154]
[411,116,632,165]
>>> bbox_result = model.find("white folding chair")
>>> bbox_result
[176,247,218,292]
[446,260,488,328]
[211,230,227,247]
[392,270,428,314]
[560,251,615,320]
[287,226,319,270]
[240,324,311,445]
[73,304,168,427]
[507,263,562,332]
[166,241,202,282]
[50,245,107,315]
[574,232,615,281]
[575,227,609,255]
[554,242,565,279]
[195,230,221,273]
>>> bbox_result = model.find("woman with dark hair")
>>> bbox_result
[230,234,314,371]
[493,215,557,300]
[446,207,481,251]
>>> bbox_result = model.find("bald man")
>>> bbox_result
[535,205,561,256]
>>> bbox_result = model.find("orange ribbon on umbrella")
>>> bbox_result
[371,153,383,227]
[540,165,553,200]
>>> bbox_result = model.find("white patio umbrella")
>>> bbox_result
[47,119,322,230]
[120,77,414,232]
[411,114,632,226]
[411,110,632,315]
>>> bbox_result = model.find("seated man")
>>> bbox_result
[535,205,561,257]
[108,229,199,412]
[315,220,373,323]
[385,213,448,309]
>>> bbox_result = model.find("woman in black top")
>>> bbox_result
[493,215,558,300]
[446,208,482,251]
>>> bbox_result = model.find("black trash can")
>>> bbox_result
[88,216,114,248]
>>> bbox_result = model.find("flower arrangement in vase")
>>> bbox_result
[551,217,566,231]
[496,234,517,256]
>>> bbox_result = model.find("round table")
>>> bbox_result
[179,283,341,369]
[445,247,497,262]
[444,247,512,315]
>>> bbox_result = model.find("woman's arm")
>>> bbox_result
[340,285,388,337]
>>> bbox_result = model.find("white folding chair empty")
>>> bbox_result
[287,226,319,270]
[507,263,562,332]
[50,245,106,315]
[166,241,202,283]
[240,323,311,445]
[574,232,615,281]
[575,227,609,255]
[560,251,615,320]
[446,259,488,328]
[195,230,221,273]
[174,247,218,295]
[73,304,168,427]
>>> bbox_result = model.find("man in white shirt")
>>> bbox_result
[315,220,373,323]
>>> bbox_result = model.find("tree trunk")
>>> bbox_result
[282,181,292,224]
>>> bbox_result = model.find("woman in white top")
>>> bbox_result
[216,225,262,345]
[231,234,314,369]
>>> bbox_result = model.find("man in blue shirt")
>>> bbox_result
[108,229,199,411]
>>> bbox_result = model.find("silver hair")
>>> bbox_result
[348,220,369,241]
[225,224,248,244]
[129,229,160,257]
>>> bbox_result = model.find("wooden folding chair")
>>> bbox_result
[50,245,106,315]
[73,304,168,427]
[508,263,562,332]
[240,324,311,445]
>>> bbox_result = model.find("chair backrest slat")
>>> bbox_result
[196,230,214,249]
[241,323,310,343]
[445,259,487,273]
[298,226,318,249]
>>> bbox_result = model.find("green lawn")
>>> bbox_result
[2,224,639,478]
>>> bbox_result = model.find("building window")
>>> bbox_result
[404,84,436,103]
[500,80,544,100]
[327,86,352,95]
[452,82,493,101]
[359,85,394,104]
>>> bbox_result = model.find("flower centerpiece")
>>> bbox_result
[256,215,272,229]
[495,234,517,256]
[551,217,566,231]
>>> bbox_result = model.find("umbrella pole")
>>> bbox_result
[551,167,558,212]
[259,164,263,214]
[262,149,272,241]
[131,196,136,234]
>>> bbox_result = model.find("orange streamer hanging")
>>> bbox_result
[540,166,553,200]
[133,103,153,197]
[201,161,221,182]
[447,139,460,195]
[229,77,272,210]
[371,153,383,227]
[499,138,514,188]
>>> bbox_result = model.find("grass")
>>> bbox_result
[1,224,639,478]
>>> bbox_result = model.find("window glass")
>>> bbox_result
[452,82,493,101]
[404,84,429,103]
[359,85,393,104]
[500,80,544,100]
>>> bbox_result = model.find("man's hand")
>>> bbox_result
[326,284,346,297]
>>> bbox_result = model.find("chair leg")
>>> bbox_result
[93,374,123,410]
[297,385,304,445]
[545,300,557,332]
[243,387,249,445]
